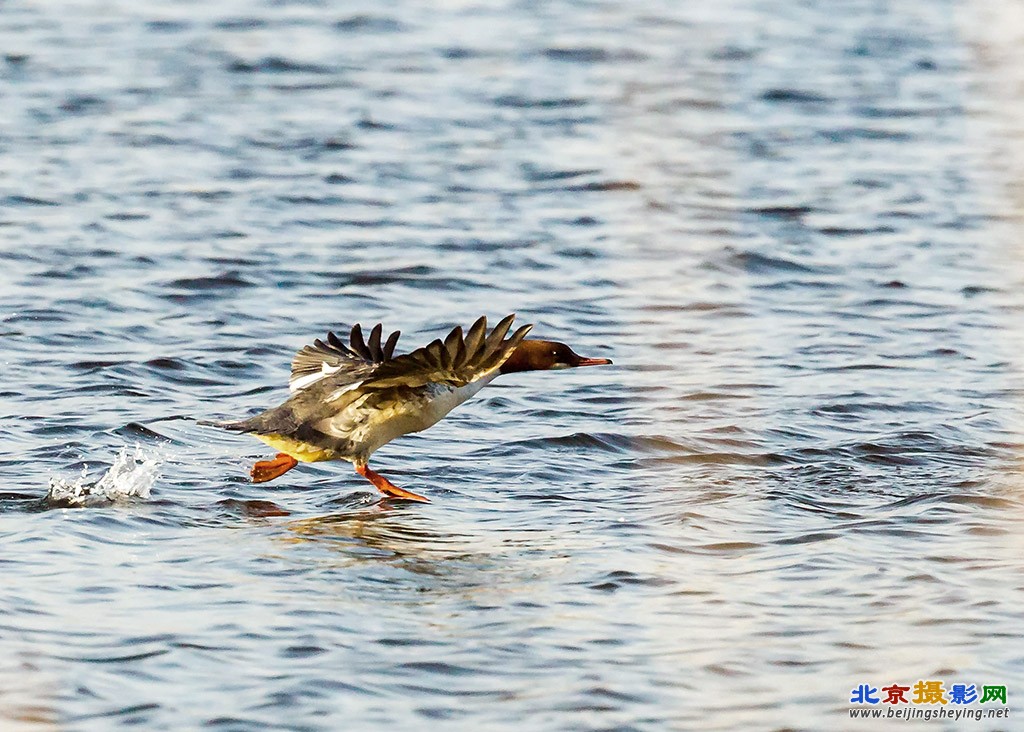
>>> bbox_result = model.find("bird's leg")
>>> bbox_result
[355,463,429,502]
[251,453,298,483]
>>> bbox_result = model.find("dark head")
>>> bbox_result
[498,339,612,374]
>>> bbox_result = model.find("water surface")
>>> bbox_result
[2,0,1023,729]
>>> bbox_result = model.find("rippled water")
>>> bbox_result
[3,0,1024,729]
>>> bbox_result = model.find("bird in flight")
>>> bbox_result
[208,314,612,502]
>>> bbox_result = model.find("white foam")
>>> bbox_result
[47,445,160,506]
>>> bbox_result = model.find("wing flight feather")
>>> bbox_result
[289,315,531,393]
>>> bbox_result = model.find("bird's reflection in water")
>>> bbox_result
[217,498,292,518]
[280,499,493,578]
[270,490,575,604]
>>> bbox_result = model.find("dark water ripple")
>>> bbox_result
[1,0,1024,729]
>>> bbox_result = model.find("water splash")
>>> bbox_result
[47,446,160,507]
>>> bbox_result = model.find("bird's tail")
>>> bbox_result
[196,417,257,433]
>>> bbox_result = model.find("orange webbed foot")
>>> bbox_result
[355,463,430,502]
[251,453,298,483]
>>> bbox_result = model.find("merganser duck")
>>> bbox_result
[210,314,612,502]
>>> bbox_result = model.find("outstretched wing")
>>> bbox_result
[360,314,532,390]
[290,322,401,392]
[290,314,531,394]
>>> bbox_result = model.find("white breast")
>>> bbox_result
[417,377,494,429]
[322,374,497,461]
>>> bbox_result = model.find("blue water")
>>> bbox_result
[2,0,1023,729]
